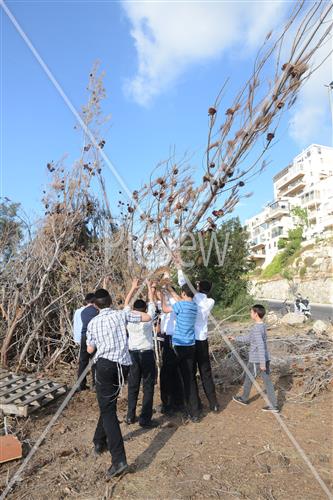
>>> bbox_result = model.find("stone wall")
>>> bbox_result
[249,276,333,304]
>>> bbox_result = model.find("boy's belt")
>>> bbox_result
[130,348,154,353]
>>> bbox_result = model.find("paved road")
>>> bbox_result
[262,299,333,321]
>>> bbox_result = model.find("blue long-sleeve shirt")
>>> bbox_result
[236,323,270,365]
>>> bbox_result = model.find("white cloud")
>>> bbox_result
[122,1,287,106]
[289,43,332,147]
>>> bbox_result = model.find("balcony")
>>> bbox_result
[250,239,265,250]
[271,227,284,239]
[273,165,290,183]
[265,201,290,221]
[282,178,306,197]
[275,164,305,192]
[250,252,266,261]
[301,190,320,208]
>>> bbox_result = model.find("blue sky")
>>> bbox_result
[1,1,332,224]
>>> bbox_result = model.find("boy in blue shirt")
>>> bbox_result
[161,284,200,422]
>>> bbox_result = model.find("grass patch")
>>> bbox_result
[213,291,254,322]
[261,226,303,279]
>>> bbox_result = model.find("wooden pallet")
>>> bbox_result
[0,370,67,417]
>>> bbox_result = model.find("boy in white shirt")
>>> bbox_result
[178,270,219,412]
[72,292,95,344]
[124,279,158,428]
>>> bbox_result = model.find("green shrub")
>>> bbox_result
[213,291,254,322]
[299,266,306,277]
[281,268,293,280]
[261,225,303,279]
[277,238,287,249]
[261,253,283,278]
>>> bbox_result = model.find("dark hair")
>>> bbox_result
[198,280,212,294]
[133,299,147,312]
[181,284,194,298]
[84,292,95,305]
[251,304,266,319]
[94,288,112,309]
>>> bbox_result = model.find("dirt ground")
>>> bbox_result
[1,324,332,500]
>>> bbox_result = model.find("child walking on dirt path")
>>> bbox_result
[229,304,279,413]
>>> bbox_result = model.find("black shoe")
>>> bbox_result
[232,396,248,406]
[125,417,136,425]
[172,404,185,414]
[106,461,128,479]
[94,442,108,456]
[262,406,280,413]
[139,419,159,429]
[189,415,200,423]
[160,405,175,416]
[210,404,220,413]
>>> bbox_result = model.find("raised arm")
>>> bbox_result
[161,291,172,313]
[167,286,181,303]
[177,269,186,287]
[124,278,139,307]
[146,280,154,304]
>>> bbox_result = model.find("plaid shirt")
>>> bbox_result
[86,308,141,365]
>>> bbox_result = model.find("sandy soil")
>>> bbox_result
[1,361,332,500]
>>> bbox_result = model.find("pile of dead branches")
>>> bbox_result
[0,68,134,370]
[209,329,333,402]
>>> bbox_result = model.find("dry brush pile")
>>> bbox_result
[0,69,135,370]
[209,326,333,403]
[0,1,332,371]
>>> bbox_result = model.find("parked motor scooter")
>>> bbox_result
[294,294,311,319]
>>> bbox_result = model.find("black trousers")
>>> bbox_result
[173,345,200,418]
[196,339,218,408]
[127,350,156,424]
[93,358,126,465]
[160,336,184,409]
[78,333,95,389]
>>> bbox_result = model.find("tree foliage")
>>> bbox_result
[181,218,254,307]
[291,206,309,227]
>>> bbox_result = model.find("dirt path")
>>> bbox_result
[1,374,332,500]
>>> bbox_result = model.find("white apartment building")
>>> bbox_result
[245,144,333,267]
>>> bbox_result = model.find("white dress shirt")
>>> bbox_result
[160,296,176,336]
[124,303,156,351]
[178,270,215,341]
[72,306,85,344]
